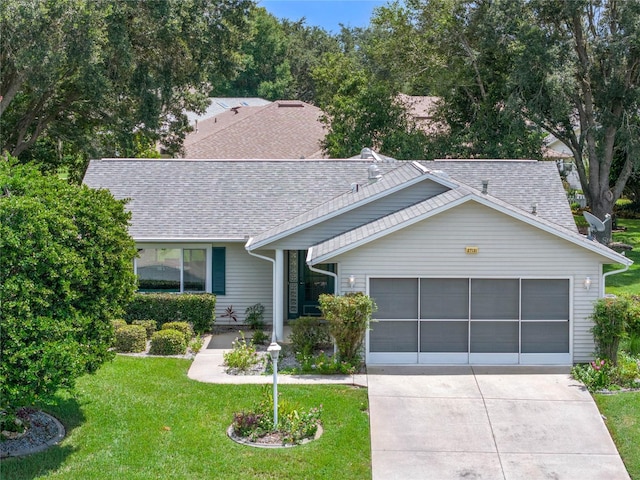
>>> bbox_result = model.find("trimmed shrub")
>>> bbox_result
[289,316,332,355]
[124,293,216,333]
[319,293,377,365]
[112,319,128,331]
[132,319,157,339]
[162,321,193,344]
[114,325,147,353]
[149,329,187,355]
[590,296,635,365]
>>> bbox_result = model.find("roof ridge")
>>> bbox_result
[187,104,271,144]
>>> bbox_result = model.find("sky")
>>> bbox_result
[259,0,389,33]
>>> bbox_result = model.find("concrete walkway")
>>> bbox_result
[367,366,630,480]
[188,331,367,386]
[188,334,629,479]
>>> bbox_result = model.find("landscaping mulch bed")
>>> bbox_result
[0,411,65,459]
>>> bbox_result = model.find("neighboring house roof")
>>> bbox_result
[185,97,272,125]
[182,100,327,159]
[397,94,445,136]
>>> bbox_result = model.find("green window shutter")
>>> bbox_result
[211,247,226,295]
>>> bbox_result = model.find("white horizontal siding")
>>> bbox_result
[213,243,273,326]
[333,202,609,363]
[268,180,449,250]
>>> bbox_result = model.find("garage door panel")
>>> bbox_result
[420,278,469,319]
[522,279,570,320]
[420,321,468,352]
[471,279,519,320]
[521,321,569,353]
[370,320,418,352]
[371,278,418,319]
[470,321,519,353]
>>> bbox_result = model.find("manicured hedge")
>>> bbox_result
[124,293,215,333]
[132,319,157,339]
[162,321,193,344]
[149,329,187,355]
[114,325,147,353]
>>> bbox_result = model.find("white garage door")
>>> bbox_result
[367,278,571,365]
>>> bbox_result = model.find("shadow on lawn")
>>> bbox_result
[1,394,84,480]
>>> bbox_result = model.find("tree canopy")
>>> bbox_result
[328,0,640,217]
[0,0,251,181]
[0,159,137,414]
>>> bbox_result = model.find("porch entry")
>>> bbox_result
[287,250,335,318]
[367,277,571,365]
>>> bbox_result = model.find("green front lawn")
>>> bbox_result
[2,357,371,480]
[595,392,640,480]
[605,219,640,295]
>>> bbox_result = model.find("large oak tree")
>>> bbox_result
[0,0,251,181]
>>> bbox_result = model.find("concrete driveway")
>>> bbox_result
[367,366,630,480]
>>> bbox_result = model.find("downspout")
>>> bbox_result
[306,248,339,356]
[602,263,631,296]
[246,238,277,343]
[306,248,339,295]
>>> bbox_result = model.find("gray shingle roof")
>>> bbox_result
[248,161,446,249]
[83,158,399,240]
[83,158,586,256]
[426,160,576,231]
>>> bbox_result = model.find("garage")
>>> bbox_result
[367,277,571,365]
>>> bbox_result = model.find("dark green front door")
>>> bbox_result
[288,250,335,318]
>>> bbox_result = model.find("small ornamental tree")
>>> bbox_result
[318,293,377,365]
[0,159,137,417]
[590,296,633,365]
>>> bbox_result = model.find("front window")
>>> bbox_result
[136,247,207,292]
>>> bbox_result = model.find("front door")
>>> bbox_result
[288,250,335,318]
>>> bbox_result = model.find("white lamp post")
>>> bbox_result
[267,342,281,430]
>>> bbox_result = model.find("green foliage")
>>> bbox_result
[571,359,614,392]
[214,7,340,103]
[124,293,216,334]
[189,336,204,354]
[590,296,634,365]
[0,407,34,437]
[149,330,187,356]
[624,333,640,357]
[318,293,377,365]
[0,161,137,414]
[223,332,262,372]
[131,319,157,340]
[289,316,332,355]
[312,52,428,159]
[245,303,265,330]
[251,330,269,346]
[114,325,147,353]
[1,0,251,179]
[572,353,640,392]
[612,353,640,388]
[232,385,322,445]
[112,319,128,331]
[161,321,193,344]
[286,351,358,376]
